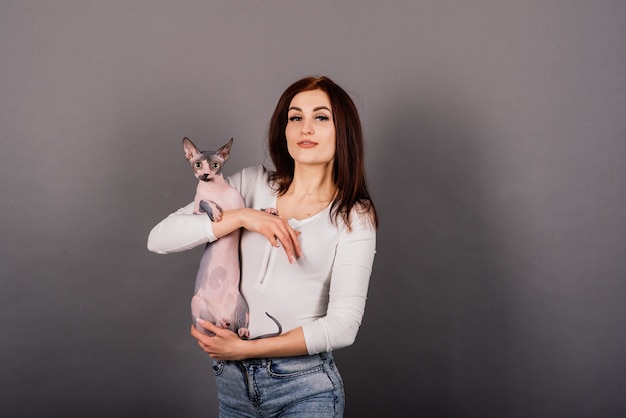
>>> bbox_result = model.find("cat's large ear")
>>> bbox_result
[216,138,234,162]
[182,137,200,161]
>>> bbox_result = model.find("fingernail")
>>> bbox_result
[196,318,205,324]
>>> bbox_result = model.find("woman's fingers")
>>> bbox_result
[190,324,211,352]
[269,220,301,263]
[243,209,302,263]
[191,320,223,354]
[197,318,221,334]
[190,321,247,360]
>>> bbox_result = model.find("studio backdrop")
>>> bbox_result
[1,1,625,417]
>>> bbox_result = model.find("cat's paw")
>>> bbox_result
[211,208,222,222]
[217,318,231,329]
[199,200,223,221]
[238,327,250,339]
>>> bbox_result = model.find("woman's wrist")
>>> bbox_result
[241,328,309,360]
[211,208,247,239]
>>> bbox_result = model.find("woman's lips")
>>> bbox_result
[297,140,317,148]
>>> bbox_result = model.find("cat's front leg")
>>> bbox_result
[199,200,223,221]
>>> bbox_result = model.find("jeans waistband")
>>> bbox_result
[235,352,331,368]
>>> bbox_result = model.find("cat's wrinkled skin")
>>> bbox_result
[183,137,282,339]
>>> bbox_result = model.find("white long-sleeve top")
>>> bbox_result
[148,165,376,354]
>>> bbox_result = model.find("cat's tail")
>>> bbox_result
[249,312,283,340]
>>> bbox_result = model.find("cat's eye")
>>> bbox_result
[194,162,202,169]
[212,163,220,169]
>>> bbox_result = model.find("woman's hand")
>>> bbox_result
[191,319,309,360]
[191,320,250,361]
[243,208,302,263]
[219,208,302,263]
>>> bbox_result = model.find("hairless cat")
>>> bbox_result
[183,137,281,339]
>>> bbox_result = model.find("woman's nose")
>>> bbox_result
[302,119,314,135]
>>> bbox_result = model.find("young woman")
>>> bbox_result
[148,76,378,417]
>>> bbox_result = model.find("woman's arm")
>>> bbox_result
[223,208,302,263]
[191,321,309,360]
[147,202,214,254]
[302,212,377,354]
[147,203,302,261]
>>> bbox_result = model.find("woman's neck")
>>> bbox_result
[287,163,336,201]
[277,165,337,220]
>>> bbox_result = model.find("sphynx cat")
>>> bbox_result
[183,137,281,339]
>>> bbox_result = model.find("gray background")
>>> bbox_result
[1,1,625,417]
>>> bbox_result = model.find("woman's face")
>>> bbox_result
[285,89,336,168]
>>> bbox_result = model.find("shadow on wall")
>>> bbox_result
[338,94,516,417]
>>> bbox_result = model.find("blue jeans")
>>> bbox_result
[212,352,345,417]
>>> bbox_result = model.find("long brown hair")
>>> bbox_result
[268,76,378,229]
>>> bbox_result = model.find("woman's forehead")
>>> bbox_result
[289,89,331,110]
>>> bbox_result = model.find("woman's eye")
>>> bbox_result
[316,114,330,121]
[288,115,302,122]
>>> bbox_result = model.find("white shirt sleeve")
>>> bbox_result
[301,211,377,354]
[146,201,217,254]
[146,166,253,254]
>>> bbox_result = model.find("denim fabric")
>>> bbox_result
[213,352,345,417]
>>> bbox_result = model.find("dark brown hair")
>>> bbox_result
[268,76,378,229]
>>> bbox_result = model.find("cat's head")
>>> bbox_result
[182,137,233,182]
